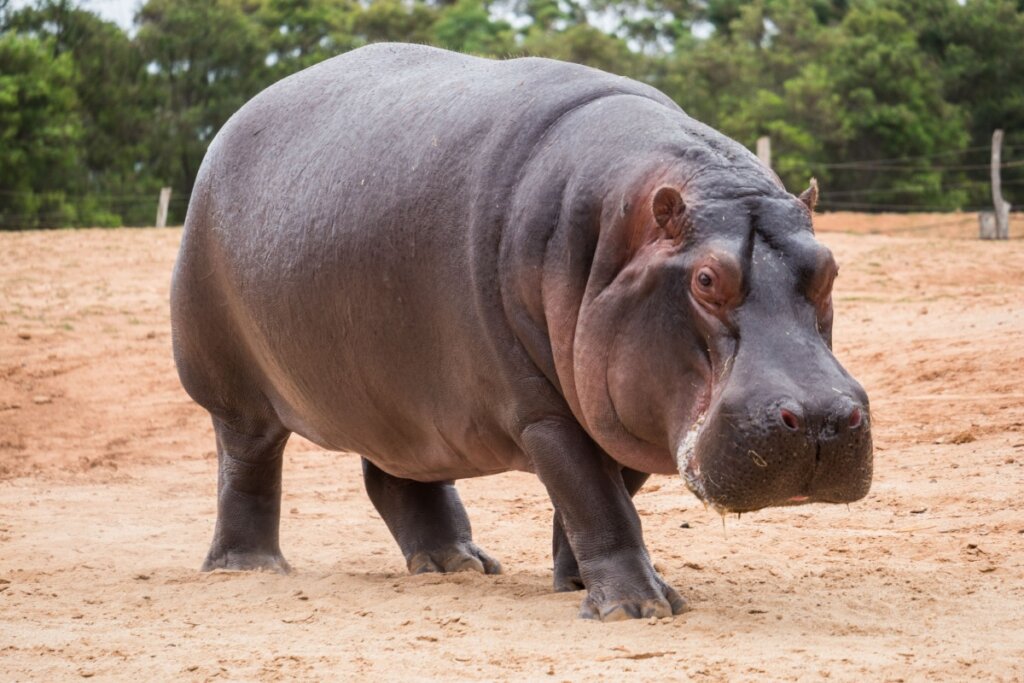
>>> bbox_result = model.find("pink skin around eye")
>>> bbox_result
[692,253,742,311]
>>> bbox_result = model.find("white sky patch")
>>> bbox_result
[9,0,138,29]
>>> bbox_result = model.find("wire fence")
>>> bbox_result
[807,144,994,166]
[816,201,991,211]
[805,137,1019,234]
[837,216,979,235]
[0,190,191,230]
[820,177,1024,198]
[0,138,1019,231]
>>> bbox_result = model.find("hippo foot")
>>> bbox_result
[553,569,585,592]
[578,577,688,621]
[201,548,292,574]
[552,543,585,592]
[407,542,502,575]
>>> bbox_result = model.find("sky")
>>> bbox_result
[10,0,138,28]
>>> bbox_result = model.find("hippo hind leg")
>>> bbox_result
[362,458,501,575]
[202,416,292,574]
[552,467,649,592]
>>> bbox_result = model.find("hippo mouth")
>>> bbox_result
[673,360,723,510]
[673,397,873,514]
[675,417,843,514]
[676,426,816,513]
[674,412,710,502]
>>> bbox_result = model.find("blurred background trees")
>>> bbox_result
[0,0,1021,228]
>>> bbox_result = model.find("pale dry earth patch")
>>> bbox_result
[1,214,1022,681]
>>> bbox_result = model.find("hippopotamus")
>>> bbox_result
[171,43,872,621]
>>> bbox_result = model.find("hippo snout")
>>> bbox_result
[774,393,867,441]
[679,392,873,513]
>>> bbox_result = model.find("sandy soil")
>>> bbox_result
[1,213,1023,681]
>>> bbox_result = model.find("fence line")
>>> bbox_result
[862,217,978,234]
[0,188,193,201]
[821,177,1024,198]
[807,145,995,167]
[811,159,1024,172]
[817,201,991,211]
[1,138,1019,228]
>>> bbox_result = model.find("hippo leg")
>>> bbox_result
[552,467,649,592]
[362,458,502,575]
[201,417,292,574]
[523,420,687,621]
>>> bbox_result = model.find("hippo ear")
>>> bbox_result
[799,178,819,213]
[652,186,687,239]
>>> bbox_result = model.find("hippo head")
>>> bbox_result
[569,175,872,514]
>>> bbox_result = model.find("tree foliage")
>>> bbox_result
[0,31,85,227]
[0,0,1021,228]
[7,0,154,225]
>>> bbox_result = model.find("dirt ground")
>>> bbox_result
[1,212,1023,681]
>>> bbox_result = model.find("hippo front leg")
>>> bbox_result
[362,458,502,575]
[552,466,650,592]
[523,419,687,621]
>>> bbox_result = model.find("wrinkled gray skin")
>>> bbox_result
[171,43,872,621]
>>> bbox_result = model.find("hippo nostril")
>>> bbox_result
[848,407,863,429]
[780,408,801,431]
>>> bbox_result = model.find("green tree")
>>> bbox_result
[8,0,156,225]
[913,0,1024,206]
[2,0,1019,228]
[349,0,439,44]
[521,22,643,75]
[258,0,358,77]
[820,3,968,208]
[432,0,514,55]
[0,32,84,228]
[585,0,701,52]
[515,0,645,76]
[653,0,845,192]
[653,0,971,206]
[136,0,269,211]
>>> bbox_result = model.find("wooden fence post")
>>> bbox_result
[155,187,171,228]
[979,212,998,239]
[989,130,1010,239]
[756,136,771,169]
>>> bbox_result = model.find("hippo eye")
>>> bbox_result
[691,256,740,314]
